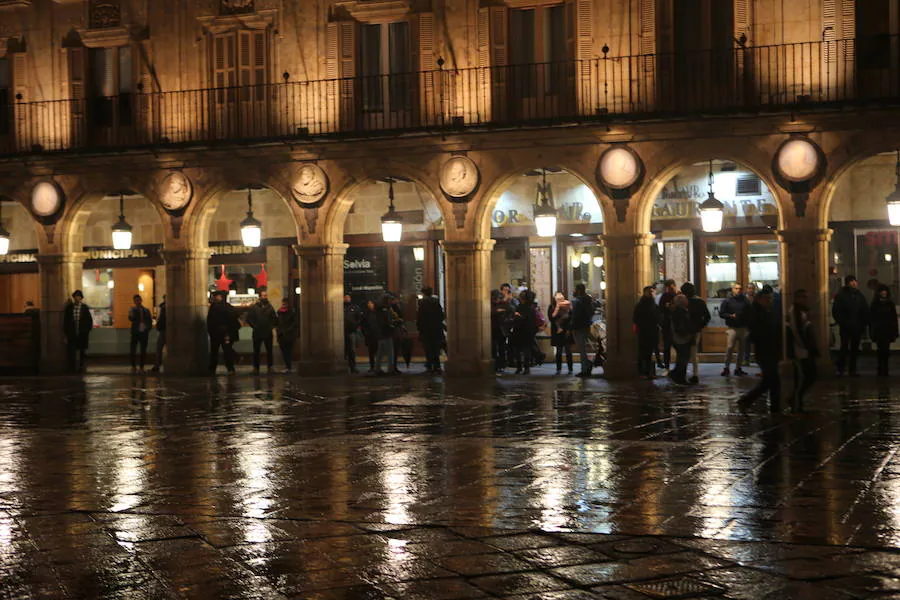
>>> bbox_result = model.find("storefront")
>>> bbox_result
[0,249,39,313]
[650,161,780,353]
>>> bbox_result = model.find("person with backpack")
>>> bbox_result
[681,282,710,384]
[373,295,402,376]
[787,289,818,411]
[633,286,661,379]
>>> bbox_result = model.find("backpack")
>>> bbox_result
[534,306,547,330]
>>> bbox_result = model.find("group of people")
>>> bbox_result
[832,274,899,377]
[490,283,601,376]
[343,288,446,376]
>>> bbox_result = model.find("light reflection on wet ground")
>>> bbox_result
[1,368,900,597]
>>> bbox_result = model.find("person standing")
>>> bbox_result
[417,287,446,374]
[500,283,520,367]
[669,294,693,385]
[721,283,750,376]
[739,287,782,412]
[128,294,152,373]
[870,284,898,377]
[150,295,167,373]
[633,286,661,379]
[500,283,520,309]
[658,280,678,371]
[549,291,573,375]
[207,291,239,374]
[571,284,594,377]
[63,290,93,373]
[247,288,278,375]
[832,274,870,377]
[511,290,538,374]
[787,289,819,412]
[491,290,514,374]
[276,298,298,372]
[343,295,363,373]
[374,295,401,375]
[681,282,710,384]
[361,300,380,373]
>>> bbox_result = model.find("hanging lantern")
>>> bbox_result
[240,188,263,247]
[533,169,557,237]
[570,255,580,268]
[887,151,900,226]
[111,193,133,250]
[0,201,9,256]
[381,178,402,242]
[592,256,604,268]
[699,160,724,233]
[580,251,591,264]
[656,240,664,255]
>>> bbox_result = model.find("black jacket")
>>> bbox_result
[247,300,278,338]
[63,301,93,349]
[687,297,711,334]
[156,302,167,332]
[128,305,153,335]
[207,301,240,341]
[548,301,572,346]
[720,294,750,328]
[416,296,445,338]
[376,305,402,340]
[870,297,899,344]
[276,308,298,340]
[633,296,660,339]
[491,300,514,339]
[361,307,380,343]
[570,294,594,330]
[511,302,538,345]
[344,302,363,334]
[832,286,870,334]
[747,301,781,363]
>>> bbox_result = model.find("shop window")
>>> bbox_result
[0,57,8,135]
[509,5,566,96]
[359,21,411,113]
[82,268,114,327]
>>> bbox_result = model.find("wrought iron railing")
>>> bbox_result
[0,37,896,156]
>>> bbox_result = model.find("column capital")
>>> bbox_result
[36,252,87,267]
[600,232,655,251]
[161,248,213,263]
[776,228,833,244]
[440,239,496,254]
[292,243,349,258]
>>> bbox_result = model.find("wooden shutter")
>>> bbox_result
[67,47,87,102]
[489,6,507,121]
[823,0,837,62]
[841,0,855,63]
[326,21,357,130]
[213,32,237,104]
[570,0,593,114]
[11,53,27,148]
[416,12,436,124]
[639,0,657,58]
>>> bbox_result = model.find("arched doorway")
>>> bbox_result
[649,159,781,354]
[0,197,40,313]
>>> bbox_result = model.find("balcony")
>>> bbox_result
[0,36,897,157]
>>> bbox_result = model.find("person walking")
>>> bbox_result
[669,294,693,385]
[870,284,898,377]
[128,294,152,373]
[739,286,782,412]
[247,288,278,375]
[207,291,239,374]
[361,300,380,373]
[511,290,538,374]
[491,289,514,374]
[832,274,870,376]
[549,291,573,375]
[658,279,678,371]
[721,283,750,376]
[417,287,446,374]
[150,295,166,373]
[787,289,819,411]
[571,283,594,377]
[276,298,298,372]
[633,286,661,379]
[343,295,363,373]
[63,290,93,373]
[681,282,710,384]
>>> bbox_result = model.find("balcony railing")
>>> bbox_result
[1,36,897,156]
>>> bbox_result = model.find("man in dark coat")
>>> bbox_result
[491,289,514,374]
[681,282,711,384]
[658,279,678,371]
[720,283,751,376]
[571,284,595,377]
[247,288,278,375]
[739,286,782,412]
[207,291,239,374]
[63,289,93,373]
[633,286,660,378]
[343,294,363,374]
[416,287,445,374]
[276,298,298,373]
[150,295,166,373]
[832,274,870,376]
[128,294,153,373]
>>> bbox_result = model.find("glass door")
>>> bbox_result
[745,239,780,293]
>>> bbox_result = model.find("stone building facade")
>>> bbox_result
[0,0,899,376]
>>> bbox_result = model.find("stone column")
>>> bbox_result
[777,228,833,372]
[162,249,212,375]
[442,239,495,377]
[600,233,654,380]
[37,253,84,374]
[295,243,347,376]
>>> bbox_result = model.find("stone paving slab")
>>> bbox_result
[0,368,900,597]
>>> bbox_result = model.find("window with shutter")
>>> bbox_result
[0,58,9,136]
[358,21,411,113]
[212,31,267,104]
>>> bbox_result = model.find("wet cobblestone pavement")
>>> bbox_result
[3,365,900,598]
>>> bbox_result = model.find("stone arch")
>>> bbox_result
[473,161,612,240]
[0,186,46,252]
[321,160,449,245]
[632,141,788,236]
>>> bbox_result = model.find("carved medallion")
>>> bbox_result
[89,0,121,29]
[597,146,641,190]
[776,138,820,183]
[291,164,328,206]
[440,156,479,199]
[220,0,254,15]
[160,171,193,213]
[30,181,64,219]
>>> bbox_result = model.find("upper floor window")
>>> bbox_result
[359,21,411,112]
[0,58,9,135]
[212,30,267,103]
[509,5,566,66]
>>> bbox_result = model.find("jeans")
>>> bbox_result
[421,335,442,370]
[724,327,747,368]
[278,335,294,371]
[345,332,357,370]
[836,328,862,374]
[637,334,657,377]
[792,357,817,410]
[573,329,592,374]
[130,331,149,369]
[209,337,235,372]
[154,330,166,369]
[671,342,691,383]
[876,341,891,375]
[555,343,573,372]
[375,338,395,372]
[514,342,532,371]
[743,359,781,411]
[252,335,273,370]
